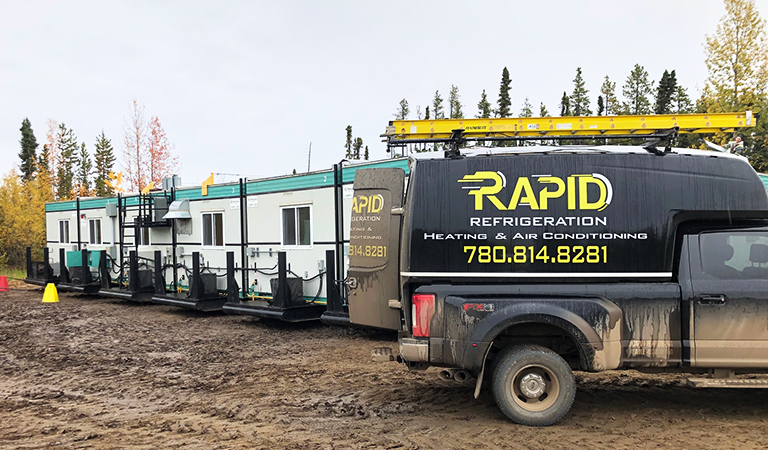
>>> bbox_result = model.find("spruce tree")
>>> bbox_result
[364,145,369,160]
[570,67,592,116]
[622,64,654,115]
[93,131,116,197]
[654,70,678,114]
[395,99,410,120]
[424,106,430,120]
[19,118,39,181]
[476,90,491,118]
[560,92,570,116]
[597,96,605,116]
[600,75,619,115]
[672,85,694,113]
[352,137,363,160]
[432,91,445,119]
[76,142,92,196]
[345,125,353,159]
[430,92,445,152]
[539,103,549,117]
[449,85,463,119]
[55,124,78,199]
[520,97,533,117]
[38,144,50,173]
[37,143,54,191]
[496,67,512,117]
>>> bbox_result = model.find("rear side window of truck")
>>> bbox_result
[700,231,768,280]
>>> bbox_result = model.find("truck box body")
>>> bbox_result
[347,147,768,376]
[401,150,768,280]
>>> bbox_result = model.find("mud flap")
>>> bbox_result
[474,343,493,399]
[347,168,406,330]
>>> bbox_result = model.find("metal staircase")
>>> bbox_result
[116,192,171,287]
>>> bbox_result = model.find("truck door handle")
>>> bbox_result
[699,295,726,305]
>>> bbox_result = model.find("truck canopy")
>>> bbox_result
[401,147,768,281]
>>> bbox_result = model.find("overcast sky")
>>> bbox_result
[2,1,766,187]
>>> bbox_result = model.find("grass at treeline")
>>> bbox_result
[0,266,26,280]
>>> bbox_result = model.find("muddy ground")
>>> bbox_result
[1,280,768,449]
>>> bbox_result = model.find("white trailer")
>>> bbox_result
[31,157,409,323]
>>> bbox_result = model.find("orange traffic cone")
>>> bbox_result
[0,276,8,292]
[42,283,59,303]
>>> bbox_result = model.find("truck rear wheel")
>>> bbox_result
[492,345,575,426]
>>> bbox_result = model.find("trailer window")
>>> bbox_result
[89,219,102,245]
[281,205,312,247]
[59,220,70,244]
[202,212,224,247]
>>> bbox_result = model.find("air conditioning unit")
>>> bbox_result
[162,175,181,191]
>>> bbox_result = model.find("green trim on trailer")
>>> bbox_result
[46,200,78,212]
[46,194,158,212]
[45,158,410,211]
[46,198,118,212]
[759,173,768,191]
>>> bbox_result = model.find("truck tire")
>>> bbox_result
[492,344,575,426]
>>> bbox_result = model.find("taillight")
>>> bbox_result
[411,293,435,337]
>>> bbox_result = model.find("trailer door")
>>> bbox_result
[347,168,406,330]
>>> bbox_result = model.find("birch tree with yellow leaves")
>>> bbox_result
[701,0,768,170]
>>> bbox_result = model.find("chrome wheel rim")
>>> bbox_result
[510,364,560,412]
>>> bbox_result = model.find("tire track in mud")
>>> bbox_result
[1,284,768,449]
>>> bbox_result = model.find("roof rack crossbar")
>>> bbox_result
[641,127,679,155]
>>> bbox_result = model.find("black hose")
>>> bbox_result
[255,269,279,276]
[283,270,327,303]
[288,269,326,282]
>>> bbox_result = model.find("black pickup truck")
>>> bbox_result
[347,147,768,426]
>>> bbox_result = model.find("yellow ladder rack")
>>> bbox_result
[384,111,755,141]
